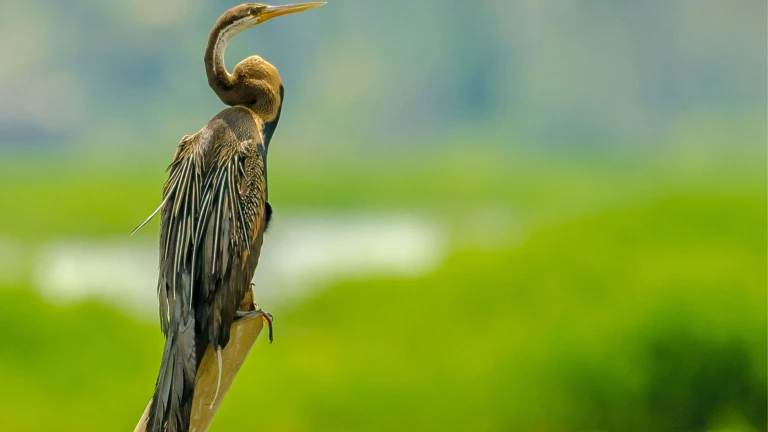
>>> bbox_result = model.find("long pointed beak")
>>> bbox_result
[261,2,326,21]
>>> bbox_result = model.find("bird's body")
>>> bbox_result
[140,3,324,431]
[147,107,271,432]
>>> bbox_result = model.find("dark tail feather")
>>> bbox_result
[147,315,197,432]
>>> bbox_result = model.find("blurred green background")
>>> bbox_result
[0,0,765,431]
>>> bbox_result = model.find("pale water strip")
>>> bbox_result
[29,212,447,320]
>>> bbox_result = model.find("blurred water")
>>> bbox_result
[30,212,446,319]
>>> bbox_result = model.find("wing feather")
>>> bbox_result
[196,142,266,346]
[138,109,269,350]
[145,107,270,432]
[136,134,208,334]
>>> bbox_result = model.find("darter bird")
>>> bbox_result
[133,3,325,431]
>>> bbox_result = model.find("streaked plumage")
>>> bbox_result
[148,105,273,432]
[139,3,324,431]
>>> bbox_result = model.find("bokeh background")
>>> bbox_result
[0,0,766,430]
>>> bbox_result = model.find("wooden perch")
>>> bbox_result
[135,290,265,432]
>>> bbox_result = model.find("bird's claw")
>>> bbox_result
[235,307,274,344]
[261,311,274,344]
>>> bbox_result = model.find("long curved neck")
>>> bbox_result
[204,17,248,104]
[203,15,283,121]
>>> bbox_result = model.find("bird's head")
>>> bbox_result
[222,2,326,30]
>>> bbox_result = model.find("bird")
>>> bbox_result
[133,3,325,431]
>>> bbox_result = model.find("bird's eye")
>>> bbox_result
[250,6,263,15]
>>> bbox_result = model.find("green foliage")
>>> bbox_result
[216,193,765,432]
[0,154,763,430]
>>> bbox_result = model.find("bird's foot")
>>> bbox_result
[260,310,274,344]
[235,306,274,343]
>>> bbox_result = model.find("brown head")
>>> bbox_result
[204,3,325,121]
